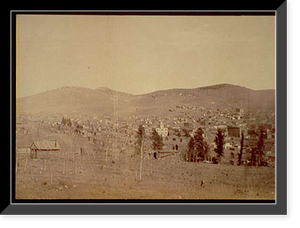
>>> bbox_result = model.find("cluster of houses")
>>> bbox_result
[17,105,275,165]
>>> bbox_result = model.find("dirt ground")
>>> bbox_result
[15,151,275,200]
[15,121,275,200]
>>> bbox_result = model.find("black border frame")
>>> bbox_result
[0,2,288,216]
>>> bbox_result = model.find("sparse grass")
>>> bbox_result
[16,151,275,200]
[16,122,275,200]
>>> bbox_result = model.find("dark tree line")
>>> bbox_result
[136,124,267,167]
[238,131,244,166]
[186,128,209,162]
[249,128,267,166]
[151,128,164,151]
[136,125,164,153]
[214,129,225,160]
[236,128,267,166]
[136,125,145,155]
[184,127,264,166]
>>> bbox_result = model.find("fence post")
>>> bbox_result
[63,156,66,175]
[105,146,108,163]
[25,156,27,172]
[44,160,47,171]
[50,168,53,184]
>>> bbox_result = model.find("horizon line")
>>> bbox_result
[16,83,276,99]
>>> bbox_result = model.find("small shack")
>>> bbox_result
[149,150,179,159]
[30,140,61,159]
[227,126,241,138]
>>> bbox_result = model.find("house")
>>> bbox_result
[30,140,61,159]
[155,121,169,137]
[227,126,241,138]
[233,108,245,117]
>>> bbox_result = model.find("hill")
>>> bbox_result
[130,84,275,117]
[16,84,275,118]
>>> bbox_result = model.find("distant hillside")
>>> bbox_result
[135,84,275,115]
[17,84,275,118]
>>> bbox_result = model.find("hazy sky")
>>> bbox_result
[16,14,275,98]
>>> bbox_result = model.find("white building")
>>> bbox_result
[155,121,169,137]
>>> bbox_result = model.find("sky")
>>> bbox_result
[16,14,275,98]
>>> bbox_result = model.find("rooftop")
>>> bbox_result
[31,140,60,150]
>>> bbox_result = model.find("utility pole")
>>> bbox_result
[37,126,39,139]
[113,91,119,130]
[112,91,120,163]
[106,145,108,163]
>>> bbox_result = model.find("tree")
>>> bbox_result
[214,129,225,159]
[136,125,145,181]
[257,128,266,166]
[68,118,72,126]
[136,125,145,154]
[194,128,208,161]
[203,141,210,159]
[182,128,190,138]
[186,137,195,162]
[250,148,257,166]
[151,129,164,151]
[185,128,209,162]
[238,131,244,166]
[62,117,66,125]
[62,116,72,126]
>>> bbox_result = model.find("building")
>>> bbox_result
[30,140,61,159]
[227,126,241,138]
[235,108,245,115]
[183,122,192,129]
[155,121,169,137]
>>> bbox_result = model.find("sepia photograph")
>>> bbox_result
[15,12,276,202]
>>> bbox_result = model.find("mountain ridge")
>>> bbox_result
[17,83,275,117]
[18,83,275,99]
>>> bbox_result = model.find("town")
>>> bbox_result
[17,104,275,165]
[15,102,276,200]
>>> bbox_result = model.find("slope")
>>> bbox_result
[16,84,275,118]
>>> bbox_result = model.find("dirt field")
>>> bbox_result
[15,121,275,200]
[15,149,275,200]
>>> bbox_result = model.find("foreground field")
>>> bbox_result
[16,151,275,200]
[16,121,275,200]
